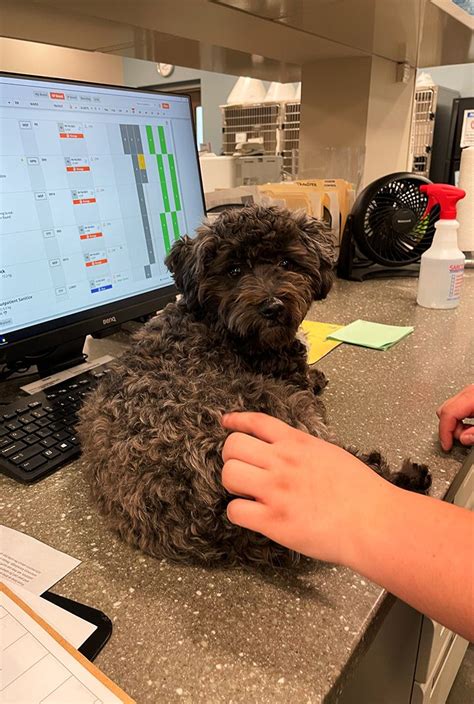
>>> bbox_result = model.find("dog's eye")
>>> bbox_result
[279,259,290,269]
[228,265,241,278]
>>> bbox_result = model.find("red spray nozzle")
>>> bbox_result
[420,183,466,220]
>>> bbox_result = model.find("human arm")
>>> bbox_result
[437,384,474,451]
[221,412,474,642]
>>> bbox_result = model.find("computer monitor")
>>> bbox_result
[0,72,205,376]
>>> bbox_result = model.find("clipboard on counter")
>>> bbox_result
[1,583,135,704]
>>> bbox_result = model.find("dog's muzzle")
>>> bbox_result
[259,297,285,321]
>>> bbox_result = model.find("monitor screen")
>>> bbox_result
[0,73,205,348]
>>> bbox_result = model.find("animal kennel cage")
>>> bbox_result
[409,81,462,182]
[409,86,437,178]
[221,101,301,179]
[281,101,301,176]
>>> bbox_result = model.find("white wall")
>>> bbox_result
[418,64,474,96]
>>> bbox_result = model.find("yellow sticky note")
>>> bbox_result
[300,321,343,364]
[137,153,146,169]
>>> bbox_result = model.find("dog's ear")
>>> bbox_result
[294,211,336,300]
[165,226,217,306]
[165,235,196,297]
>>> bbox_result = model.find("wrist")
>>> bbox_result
[341,476,397,574]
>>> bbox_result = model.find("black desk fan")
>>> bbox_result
[337,172,440,281]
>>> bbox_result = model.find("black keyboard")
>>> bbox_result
[0,364,110,483]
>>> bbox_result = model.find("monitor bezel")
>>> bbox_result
[0,71,205,363]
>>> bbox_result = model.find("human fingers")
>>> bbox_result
[438,413,457,451]
[222,459,271,501]
[440,417,474,451]
[437,385,474,421]
[454,421,467,440]
[222,411,298,444]
[437,389,473,451]
[226,497,271,534]
[458,424,474,446]
[222,431,275,468]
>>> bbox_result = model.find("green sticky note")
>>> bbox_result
[326,319,414,351]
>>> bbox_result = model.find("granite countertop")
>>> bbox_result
[1,275,473,704]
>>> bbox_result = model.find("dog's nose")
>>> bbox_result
[259,297,285,320]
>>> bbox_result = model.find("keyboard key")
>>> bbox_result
[21,455,47,472]
[43,406,54,413]
[35,417,50,428]
[31,409,47,419]
[69,384,79,390]
[5,421,22,432]
[2,412,17,421]
[0,437,11,449]
[40,437,56,448]
[9,429,26,441]
[23,422,40,433]
[28,401,42,409]
[69,435,80,446]
[0,427,9,438]
[57,441,72,452]
[58,389,67,395]
[23,434,40,445]
[1,441,27,458]
[16,407,31,415]
[36,427,53,438]
[78,379,90,386]
[10,444,43,464]
[18,414,36,425]
[45,392,57,400]
[52,430,70,442]
[42,448,61,459]
[48,421,65,432]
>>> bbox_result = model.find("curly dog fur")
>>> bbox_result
[79,205,431,567]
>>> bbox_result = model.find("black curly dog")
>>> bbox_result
[79,205,431,567]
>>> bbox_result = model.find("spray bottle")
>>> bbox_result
[416,184,466,309]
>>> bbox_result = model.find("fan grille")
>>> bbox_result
[357,179,438,266]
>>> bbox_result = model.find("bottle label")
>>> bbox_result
[448,263,464,300]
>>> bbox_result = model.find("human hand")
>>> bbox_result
[437,384,474,452]
[221,412,391,566]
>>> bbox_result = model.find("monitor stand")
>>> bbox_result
[36,336,87,378]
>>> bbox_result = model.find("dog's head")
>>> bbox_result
[166,205,335,349]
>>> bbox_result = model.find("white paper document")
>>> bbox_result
[11,584,96,649]
[1,584,134,703]
[0,525,80,595]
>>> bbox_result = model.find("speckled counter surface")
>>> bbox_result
[1,276,473,704]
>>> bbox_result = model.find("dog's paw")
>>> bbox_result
[309,368,328,394]
[392,460,432,494]
[365,450,383,467]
